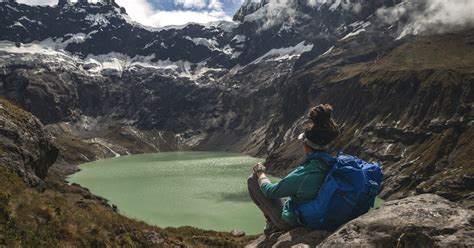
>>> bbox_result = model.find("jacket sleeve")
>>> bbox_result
[258,173,303,199]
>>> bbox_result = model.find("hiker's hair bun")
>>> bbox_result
[303,104,340,147]
[308,104,333,127]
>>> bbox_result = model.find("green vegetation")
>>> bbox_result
[0,97,36,125]
[0,96,256,247]
[0,165,255,247]
[53,135,97,165]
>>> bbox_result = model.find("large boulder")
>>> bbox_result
[0,97,58,189]
[247,194,474,247]
[320,194,474,247]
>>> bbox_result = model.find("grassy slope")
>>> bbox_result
[0,98,255,247]
[0,166,255,247]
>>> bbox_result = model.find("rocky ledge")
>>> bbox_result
[0,97,58,189]
[247,194,474,247]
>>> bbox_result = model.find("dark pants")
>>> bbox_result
[247,173,293,231]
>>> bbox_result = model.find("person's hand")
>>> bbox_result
[253,163,266,177]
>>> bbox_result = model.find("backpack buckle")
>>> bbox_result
[367,180,379,196]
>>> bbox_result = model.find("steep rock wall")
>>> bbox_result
[0,97,58,189]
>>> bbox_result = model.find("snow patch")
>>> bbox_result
[85,13,110,27]
[330,0,342,10]
[321,46,334,56]
[231,51,242,59]
[0,38,225,81]
[62,33,89,45]
[340,21,370,40]
[5,4,19,12]
[251,41,313,64]
[341,28,366,40]
[18,16,43,25]
[11,21,27,30]
[186,36,219,50]
[84,53,223,80]
[231,34,246,43]
[0,39,67,56]
[91,138,121,157]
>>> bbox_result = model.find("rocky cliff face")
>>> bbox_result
[0,0,472,208]
[0,97,58,189]
[264,31,474,209]
[247,194,474,247]
[0,0,473,247]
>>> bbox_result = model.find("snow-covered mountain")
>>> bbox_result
[0,0,402,77]
[0,0,403,124]
[0,0,399,124]
[0,0,473,209]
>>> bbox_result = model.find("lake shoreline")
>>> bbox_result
[68,151,267,235]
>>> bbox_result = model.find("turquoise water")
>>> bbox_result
[69,152,267,234]
[69,151,384,235]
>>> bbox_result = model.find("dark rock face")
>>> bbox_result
[264,32,474,209]
[247,194,474,247]
[0,97,58,189]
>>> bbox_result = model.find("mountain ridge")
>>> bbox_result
[0,1,473,246]
[1,1,473,207]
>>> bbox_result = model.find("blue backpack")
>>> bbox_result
[294,152,383,231]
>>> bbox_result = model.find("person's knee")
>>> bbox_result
[247,173,256,184]
[247,173,259,191]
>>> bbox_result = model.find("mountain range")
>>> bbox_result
[0,0,473,246]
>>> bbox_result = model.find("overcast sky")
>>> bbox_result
[16,0,245,27]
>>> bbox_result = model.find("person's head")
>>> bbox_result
[298,104,340,155]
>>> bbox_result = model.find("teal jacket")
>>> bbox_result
[259,157,330,226]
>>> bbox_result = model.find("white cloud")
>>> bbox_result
[306,0,362,12]
[208,0,223,11]
[17,0,102,5]
[242,0,298,30]
[174,0,207,9]
[15,0,233,27]
[377,0,474,38]
[17,0,57,5]
[116,0,231,27]
[172,0,225,11]
[146,9,231,27]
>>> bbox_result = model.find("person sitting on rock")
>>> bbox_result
[247,104,340,234]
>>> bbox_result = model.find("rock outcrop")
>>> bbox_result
[0,97,58,189]
[247,194,474,247]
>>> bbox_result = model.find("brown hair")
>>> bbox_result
[303,104,340,147]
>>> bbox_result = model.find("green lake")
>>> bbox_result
[69,151,384,235]
[69,151,266,234]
